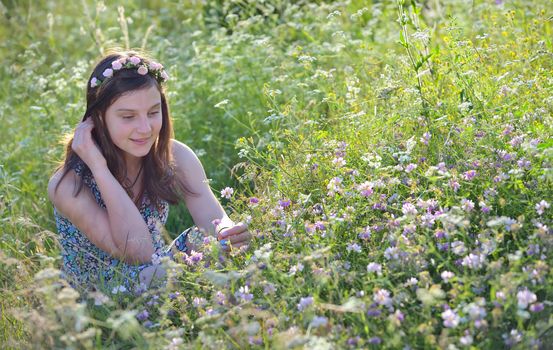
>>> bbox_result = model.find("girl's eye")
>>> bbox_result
[149,111,160,116]
[123,116,134,119]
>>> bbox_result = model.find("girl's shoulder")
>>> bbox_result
[170,138,198,168]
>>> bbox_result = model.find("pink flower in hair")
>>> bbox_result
[90,77,98,88]
[137,66,148,75]
[149,61,162,71]
[161,70,169,81]
[118,57,127,65]
[102,68,113,78]
[129,56,141,65]
[111,60,123,70]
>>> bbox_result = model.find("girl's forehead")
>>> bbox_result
[110,85,161,109]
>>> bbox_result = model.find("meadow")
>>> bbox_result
[1,0,552,348]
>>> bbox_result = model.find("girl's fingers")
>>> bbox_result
[227,230,251,245]
[218,222,248,240]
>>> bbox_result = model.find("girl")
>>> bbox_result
[48,50,251,291]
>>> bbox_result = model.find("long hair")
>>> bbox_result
[54,50,196,210]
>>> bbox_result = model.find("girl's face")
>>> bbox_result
[104,85,163,164]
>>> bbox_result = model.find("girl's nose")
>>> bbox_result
[136,116,152,134]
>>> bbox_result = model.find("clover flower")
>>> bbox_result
[220,187,234,199]
[401,202,418,216]
[535,200,550,216]
[441,271,455,283]
[367,262,382,275]
[297,296,314,311]
[346,242,361,253]
[235,285,253,302]
[441,309,460,328]
[373,288,392,307]
[517,289,537,309]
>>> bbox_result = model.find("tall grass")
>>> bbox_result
[1,0,552,348]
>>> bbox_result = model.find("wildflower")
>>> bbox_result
[248,197,259,206]
[405,163,417,173]
[358,226,371,240]
[461,253,486,269]
[297,296,314,311]
[166,337,184,350]
[278,199,291,208]
[136,310,149,322]
[449,179,460,192]
[420,132,431,145]
[220,187,234,199]
[184,250,203,266]
[215,290,226,305]
[356,181,374,197]
[441,309,460,328]
[529,302,544,313]
[346,242,361,253]
[193,297,207,307]
[332,157,346,167]
[373,288,392,307]
[441,271,455,283]
[309,316,328,328]
[517,289,537,309]
[236,285,254,302]
[460,332,474,346]
[401,202,418,216]
[327,177,343,196]
[384,246,400,260]
[463,170,476,180]
[405,277,418,287]
[535,200,550,215]
[111,285,127,294]
[368,337,382,344]
[451,241,467,255]
[367,262,382,275]
[461,198,475,212]
[263,282,276,295]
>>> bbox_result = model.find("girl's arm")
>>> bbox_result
[171,139,251,250]
[49,119,155,264]
[49,167,155,264]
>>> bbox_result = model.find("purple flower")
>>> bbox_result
[461,198,475,212]
[373,289,392,307]
[369,337,382,344]
[367,262,382,275]
[405,163,417,173]
[185,250,203,266]
[249,197,260,206]
[517,289,537,309]
[136,309,149,322]
[235,285,253,303]
[535,200,550,216]
[297,296,314,311]
[346,242,362,253]
[449,180,460,192]
[401,202,418,216]
[529,302,544,313]
[463,170,476,180]
[441,309,460,328]
[278,199,291,208]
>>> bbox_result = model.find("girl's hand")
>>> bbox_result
[71,118,107,172]
[217,222,251,252]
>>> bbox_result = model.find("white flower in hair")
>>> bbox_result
[90,77,98,88]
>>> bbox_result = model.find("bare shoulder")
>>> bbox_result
[47,168,78,206]
[170,138,201,170]
[171,139,196,162]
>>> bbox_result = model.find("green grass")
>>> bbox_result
[1,0,552,348]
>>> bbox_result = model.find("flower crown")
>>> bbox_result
[90,56,169,88]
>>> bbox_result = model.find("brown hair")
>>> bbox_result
[54,49,196,210]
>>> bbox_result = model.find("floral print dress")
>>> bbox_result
[53,159,189,290]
